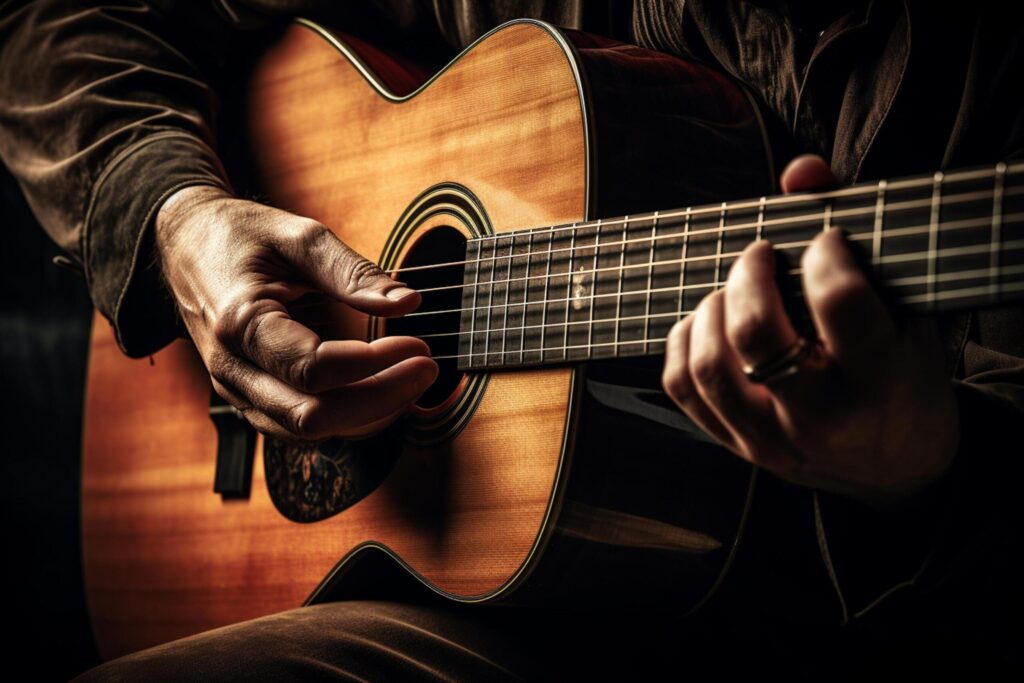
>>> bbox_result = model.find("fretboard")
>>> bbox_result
[451,162,1024,371]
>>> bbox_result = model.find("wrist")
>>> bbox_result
[155,184,234,259]
[154,184,235,320]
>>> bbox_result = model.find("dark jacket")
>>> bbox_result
[1,0,1022,661]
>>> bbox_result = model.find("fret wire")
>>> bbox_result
[466,240,481,364]
[900,278,1024,306]
[518,229,534,364]
[499,234,515,363]
[644,212,658,354]
[678,207,692,317]
[396,163,1024,277]
[823,200,832,232]
[888,262,1024,288]
[405,228,1024,320]
[713,203,726,288]
[539,230,554,363]
[414,210,1024,301]
[562,224,577,361]
[481,239,496,365]
[614,216,629,355]
[928,172,943,305]
[442,279,1024,364]
[421,263,1024,343]
[991,162,1006,298]
[587,219,601,353]
[413,185,1024,294]
[873,180,886,266]
[456,163,1023,246]
[756,197,765,240]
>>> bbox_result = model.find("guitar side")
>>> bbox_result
[82,20,772,659]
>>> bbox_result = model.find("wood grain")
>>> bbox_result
[82,21,586,658]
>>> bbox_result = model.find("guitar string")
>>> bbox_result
[422,279,1024,363]
[294,253,1024,341]
[391,185,1022,278]
[292,202,1024,322]
[409,210,1024,296]
[462,162,1021,247]
[409,184,1024,286]
[386,235,1024,321]
[381,165,1021,277]
[407,261,1024,341]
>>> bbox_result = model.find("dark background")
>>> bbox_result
[0,163,100,680]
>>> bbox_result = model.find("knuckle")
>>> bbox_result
[207,349,238,385]
[343,257,386,294]
[690,348,725,390]
[212,295,264,350]
[211,300,244,348]
[292,217,329,250]
[727,310,770,357]
[289,350,318,393]
[283,399,318,439]
[662,365,692,404]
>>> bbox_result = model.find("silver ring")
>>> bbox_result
[742,337,813,384]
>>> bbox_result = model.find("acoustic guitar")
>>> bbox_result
[81,19,1024,659]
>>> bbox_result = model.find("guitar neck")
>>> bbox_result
[454,162,1024,371]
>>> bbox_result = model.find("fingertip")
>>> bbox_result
[346,287,422,317]
[741,238,777,274]
[803,227,856,278]
[385,285,418,302]
[372,334,431,358]
[780,154,837,194]
[413,355,440,391]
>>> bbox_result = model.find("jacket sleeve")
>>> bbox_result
[0,1,250,356]
[0,0,452,357]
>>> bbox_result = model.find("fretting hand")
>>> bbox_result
[156,185,439,441]
[662,155,960,506]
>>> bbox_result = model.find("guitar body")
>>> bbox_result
[82,20,773,659]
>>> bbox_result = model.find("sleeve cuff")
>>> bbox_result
[82,132,230,357]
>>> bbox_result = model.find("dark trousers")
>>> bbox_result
[70,600,734,681]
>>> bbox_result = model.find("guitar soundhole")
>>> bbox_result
[385,225,467,409]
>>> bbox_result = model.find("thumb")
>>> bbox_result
[282,219,421,317]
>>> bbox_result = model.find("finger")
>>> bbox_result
[780,154,839,194]
[211,351,438,440]
[662,314,737,448]
[687,290,778,445]
[724,240,829,402]
[724,240,802,370]
[274,218,421,317]
[801,228,897,380]
[211,376,296,440]
[215,295,432,394]
[310,336,434,393]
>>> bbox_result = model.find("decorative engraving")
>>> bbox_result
[264,431,401,523]
[572,265,591,311]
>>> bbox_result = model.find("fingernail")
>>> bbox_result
[385,286,416,301]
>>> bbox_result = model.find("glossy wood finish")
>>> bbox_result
[82,19,774,660]
[83,21,584,659]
